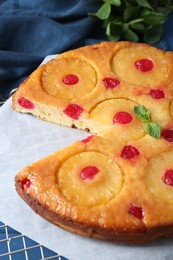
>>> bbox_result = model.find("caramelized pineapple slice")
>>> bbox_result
[112,45,169,86]
[42,58,97,100]
[145,150,173,203]
[58,151,123,206]
[131,134,173,159]
[89,98,145,141]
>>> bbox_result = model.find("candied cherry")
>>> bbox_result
[128,204,144,219]
[113,111,132,125]
[103,78,120,89]
[63,104,83,120]
[162,169,173,186]
[21,178,31,190]
[80,166,99,180]
[62,74,79,85]
[18,97,35,109]
[134,59,153,72]
[161,129,173,142]
[81,135,94,143]
[150,89,165,99]
[121,145,140,159]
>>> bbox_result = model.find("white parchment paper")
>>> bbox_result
[0,56,173,260]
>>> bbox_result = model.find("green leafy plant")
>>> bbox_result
[90,0,173,43]
[134,105,161,139]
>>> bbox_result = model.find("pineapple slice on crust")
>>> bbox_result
[89,98,145,141]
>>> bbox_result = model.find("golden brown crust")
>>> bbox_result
[15,176,173,244]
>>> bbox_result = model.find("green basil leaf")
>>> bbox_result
[108,34,121,41]
[95,2,111,20]
[143,12,167,25]
[140,8,152,18]
[129,22,145,31]
[124,0,134,7]
[129,18,145,30]
[128,18,144,24]
[123,6,139,21]
[146,122,161,139]
[110,0,121,6]
[144,25,163,43]
[106,22,122,41]
[122,24,139,42]
[89,0,169,45]
[136,0,153,10]
[134,106,150,122]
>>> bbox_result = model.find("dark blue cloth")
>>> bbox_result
[0,0,173,98]
[154,13,173,52]
[0,0,103,98]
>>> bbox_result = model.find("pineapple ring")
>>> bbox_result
[145,150,173,203]
[57,151,123,206]
[42,57,97,100]
[89,98,145,141]
[111,45,168,86]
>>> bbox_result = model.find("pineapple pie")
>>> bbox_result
[12,42,173,244]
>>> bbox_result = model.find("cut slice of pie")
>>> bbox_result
[13,41,173,243]
[15,135,173,243]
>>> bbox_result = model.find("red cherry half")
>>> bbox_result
[150,89,165,99]
[161,129,173,142]
[21,178,32,190]
[62,74,79,85]
[80,166,99,180]
[113,111,132,125]
[134,59,153,72]
[162,169,173,186]
[121,145,140,159]
[18,97,35,109]
[63,104,83,120]
[103,78,120,89]
[128,204,144,219]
